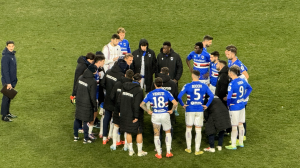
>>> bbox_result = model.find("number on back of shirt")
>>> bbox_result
[194,89,201,100]
[153,96,165,108]
[239,86,244,98]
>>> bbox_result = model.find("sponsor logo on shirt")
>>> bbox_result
[107,74,117,81]
[122,92,133,97]
[79,80,88,87]
[162,87,172,91]
[190,101,202,105]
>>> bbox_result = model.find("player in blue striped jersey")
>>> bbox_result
[178,70,214,155]
[186,42,211,84]
[209,51,219,94]
[117,27,131,58]
[225,65,252,150]
[202,35,213,56]
[225,45,249,80]
[140,77,178,159]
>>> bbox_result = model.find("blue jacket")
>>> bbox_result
[1,47,17,87]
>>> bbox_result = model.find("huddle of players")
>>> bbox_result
[72,29,253,158]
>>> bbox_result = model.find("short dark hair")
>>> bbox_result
[111,34,120,39]
[6,41,14,46]
[125,69,134,79]
[133,73,142,82]
[94,55,105,63]
[229,65,240,75]
[163,41,171,47]
[211,51,220,58]
[154,77,163,87]
[140,42,147,46]
[86,52,95,60]
[161,67,169,75]
[195,42,203,49]
[203,35,213,41]
[226,45,237,55]
[218,60,227,66]
[192,70,200,77]
[124,53,133,59]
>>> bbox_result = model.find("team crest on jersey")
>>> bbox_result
[148,54,151,57]
[201,56,204,59]
[137,55,139,57]
[162,58,164,60]
[123,43,126,46]
[171,57,173,61]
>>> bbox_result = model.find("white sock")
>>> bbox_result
[238,124,244,145]
[165,133,172,153]
[103,137,107,141]
[154,136,161,155]
[108,120,114,138]
[186,127,192,149]
[231,126,238,146]
[128,143,133,152]
[124,132,128,146]
[137,143,143,153]
[112,126,119,147]
[99,115,104,135]
[88,125,93,134]
[195,127,202,152]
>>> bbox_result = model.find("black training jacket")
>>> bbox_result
[74,69,97,122]
[72,56,91,96]
[110,77,132,125]
[204,97,231,136]
[215,65,230,106]
[132,39,157,92]
[156,48,183,81]
[118,82,144,134]
[101,60,125,111]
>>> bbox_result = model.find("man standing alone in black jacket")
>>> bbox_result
[1,41,18,122]
[215,60,230,107]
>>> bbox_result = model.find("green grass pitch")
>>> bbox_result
[0,0,299,167]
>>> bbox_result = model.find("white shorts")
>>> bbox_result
[229,108,245,126]
[209,85,216,95]
[185,112,203,127]
[151,113,171,131]
[199,79,209,85]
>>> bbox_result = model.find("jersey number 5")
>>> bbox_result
[194,89,201,100]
